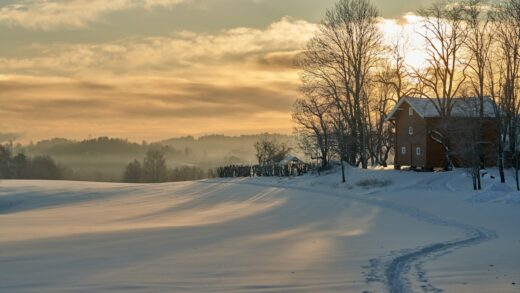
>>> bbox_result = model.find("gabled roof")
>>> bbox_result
[277,156,303,165]
[386,96,497,121]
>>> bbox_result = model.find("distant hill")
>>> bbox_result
[26,137,144,156]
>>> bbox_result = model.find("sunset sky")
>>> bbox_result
[0,0,434,143]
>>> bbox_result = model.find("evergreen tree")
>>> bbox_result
[0,145,12,179]
[123,160,142,183]
[29,156,62,180]
[12,153,29,179]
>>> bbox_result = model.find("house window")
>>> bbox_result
[416,147,421,156]
[401,147,407,155]
[409,126,414,135]
[409,107,413,116]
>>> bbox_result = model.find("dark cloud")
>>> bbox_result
[253,50,303,69]
[0,79,115,94]
[110,82,298,118]
[372,0,437,17]
[0,78,298,121]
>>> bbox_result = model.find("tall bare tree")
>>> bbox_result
[413,1,469,169]
[330,106,351,183]
[494,0,520,190]
[461,0,494,173]
[367,72,395,166]
[380,35,414,100]
[454,118,483,189]
[463,0,493,114]
[416,1,469,117]
[299,0,383,170]
[293,93,333,169]
[487,43,507,183]
[376,36,412,167]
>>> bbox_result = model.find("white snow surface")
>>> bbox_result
[0,168,519,293]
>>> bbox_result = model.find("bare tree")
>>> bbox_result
[416,1,468,117]
[456,120,483,190]
[487,43,507,183]
[462,0,494,170]
[493,0,520,190]
[254,137,291,166]
[463,0,493,113]
[330,106,351,183]
[414,1,469,169]
[366,72,395,166]
[452,98,486,190]
[380,35,414,99]
[142,149,168,183]
[376,36,413,167]
[293,93,333,169]
[299,0,383,169]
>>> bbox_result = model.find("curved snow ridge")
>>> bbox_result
[212,179,498,293]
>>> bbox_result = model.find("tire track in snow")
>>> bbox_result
[207,179,498,293]
[361,198,497,293]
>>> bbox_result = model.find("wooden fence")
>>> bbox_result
[216,162,310,178]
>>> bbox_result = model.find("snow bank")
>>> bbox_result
[467,181,520,204]
[467,181,513,203]
[505,192,520,204]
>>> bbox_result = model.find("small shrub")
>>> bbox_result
[355,178,393,189]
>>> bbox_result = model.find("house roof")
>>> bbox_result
[386,96,497,121]
[277,156,304,165]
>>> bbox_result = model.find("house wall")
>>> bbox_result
[390,98,499,169]
[425,118,447,169]
[481,119,498,166]
[426,117,498,168]
[394,102,427,168]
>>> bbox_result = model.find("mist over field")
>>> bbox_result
[5,134,297,182]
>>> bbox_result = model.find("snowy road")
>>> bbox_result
[0,172,519,293]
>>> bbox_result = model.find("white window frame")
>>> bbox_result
[408,126,414,135]
[416,147,421,156]
[401,147,407,155]
[409,107,413,116]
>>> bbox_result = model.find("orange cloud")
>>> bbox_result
[0,0,189,30]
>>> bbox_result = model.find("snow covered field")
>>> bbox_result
[1,168,519,293]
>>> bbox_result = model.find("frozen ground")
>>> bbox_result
[0,167,519,293]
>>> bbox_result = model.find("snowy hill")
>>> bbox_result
[0,168,519,292]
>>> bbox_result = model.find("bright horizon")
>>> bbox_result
[0,0,433,143]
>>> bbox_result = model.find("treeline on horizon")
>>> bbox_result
[123,150,209,183]
[0,146,62,180]
[0,134,296,182]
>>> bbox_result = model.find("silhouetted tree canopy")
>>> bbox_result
[122,152,209,183]
[29,156,62,180]
[0,145,63,180]
[142,149,168,183]
[123,160,142,183]
[254,137,291,166]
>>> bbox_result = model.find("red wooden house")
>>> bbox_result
[386,97,498,170]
